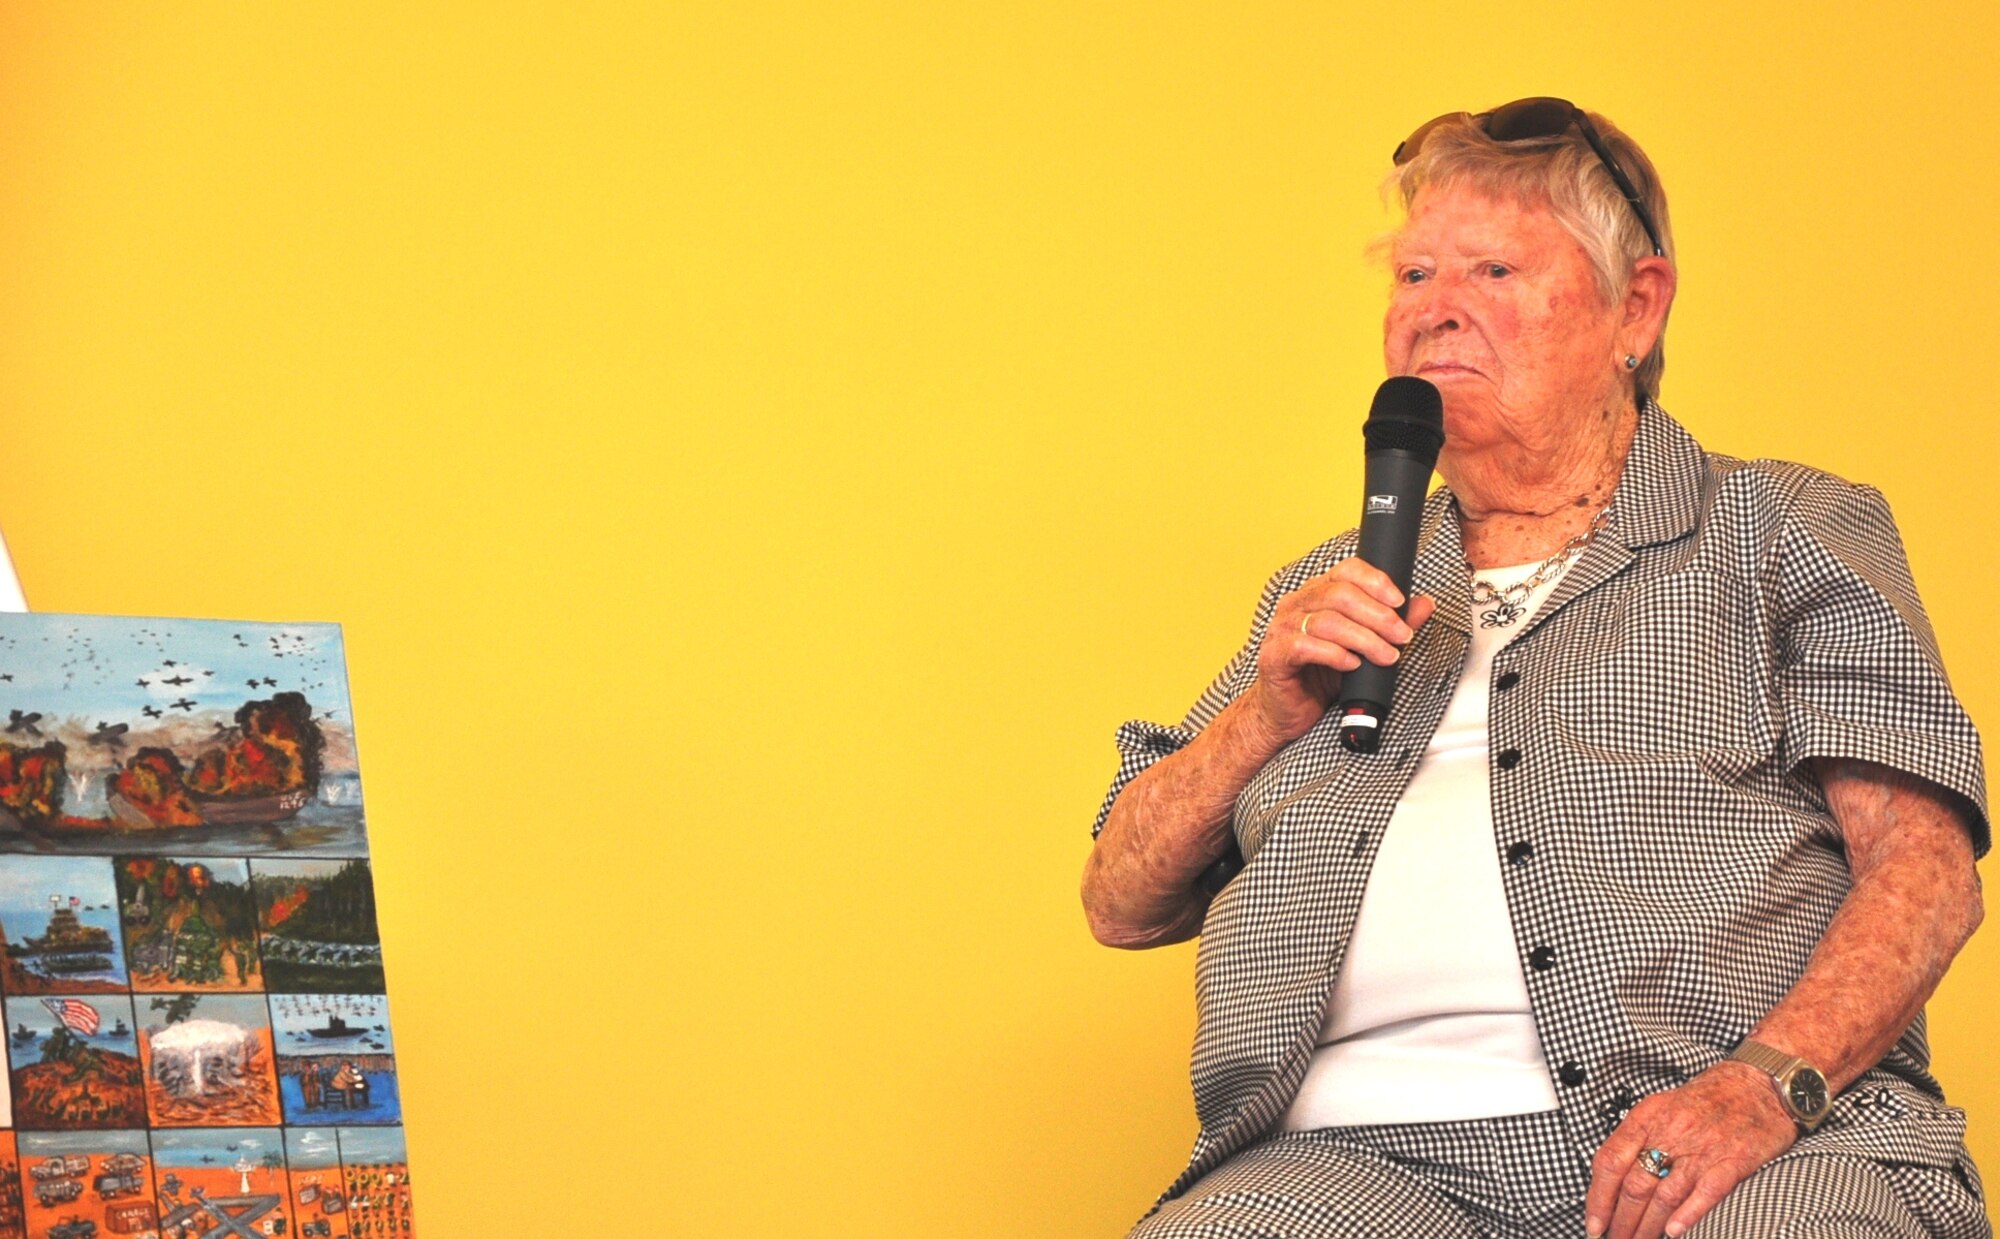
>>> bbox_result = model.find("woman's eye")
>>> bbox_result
[1399,267,1428,285]
[1484,263,1511,278]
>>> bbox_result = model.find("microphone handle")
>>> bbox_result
[1337,448,1434,751]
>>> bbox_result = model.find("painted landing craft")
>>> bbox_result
[11,897,114,973]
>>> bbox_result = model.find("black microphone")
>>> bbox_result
[1336,376,1445,754]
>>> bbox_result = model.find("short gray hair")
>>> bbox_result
[1382,108,1675,400]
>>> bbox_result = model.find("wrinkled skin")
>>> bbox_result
[1384,185,1670,565]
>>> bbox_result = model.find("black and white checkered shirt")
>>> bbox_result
[1093,402,1990,1208]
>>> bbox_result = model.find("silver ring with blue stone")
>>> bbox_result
[1638,1147,1673,1179]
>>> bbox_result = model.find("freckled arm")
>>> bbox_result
[1727,755,1984,1093]
[1586,755,1985,1239]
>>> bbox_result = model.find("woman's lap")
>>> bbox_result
[1126,1114,1988,1239]
[1127,1112,1585,1239]
[1126,1128,1480,1239]
[1686,1153,1987,1239]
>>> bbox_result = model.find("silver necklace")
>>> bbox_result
[1467,507,1611,628]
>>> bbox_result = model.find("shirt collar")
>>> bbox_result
[1609,397,1704,549]
[1409,398,1702,635]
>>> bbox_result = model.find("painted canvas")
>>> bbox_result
[285,1127,348,1237]
[116,857,262,992]
[332,1126,412,1239]
[15,1129,152,1237]
[0,614,414,1239]
[0,620,363,856]
[152,1127,291,1237]
[0,1132,20,1236]
[252,860,383,994]
[0,858,128,995]
[137,993,283,1128]
[272,995,398,1126]
[3,995,143,1130]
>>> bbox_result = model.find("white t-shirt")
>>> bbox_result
[1280,556,1572,1131]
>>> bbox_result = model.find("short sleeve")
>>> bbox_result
[1087,567,1288,840]
[1771,477,1988,855]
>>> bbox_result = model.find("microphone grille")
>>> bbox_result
[1363,376,1445,462]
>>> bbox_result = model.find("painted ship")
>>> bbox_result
[107,791,189,831]
[110,784,311,828]
[308,1014,363,1040]
[191,785,311,825]
[12,901,115,972]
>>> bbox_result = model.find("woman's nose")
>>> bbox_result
[1413,277,1465,334]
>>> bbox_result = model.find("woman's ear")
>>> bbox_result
[1622,256,1677,357]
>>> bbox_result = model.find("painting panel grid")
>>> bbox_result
[0,614,412,1239]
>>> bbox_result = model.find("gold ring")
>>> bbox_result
[1299,611,1313,638]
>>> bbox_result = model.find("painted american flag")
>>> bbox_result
[42,998,100,1036]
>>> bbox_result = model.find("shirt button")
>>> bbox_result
[1529,945,1557,970]
[1496,748,1522,770]
[1506,840,1535,866]
[1559,1062,1587,1088]
[1495,671,1521,691]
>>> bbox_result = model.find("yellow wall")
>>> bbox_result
[3,3,1996,1234]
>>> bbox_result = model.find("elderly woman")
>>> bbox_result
[1082,99,1988,1239]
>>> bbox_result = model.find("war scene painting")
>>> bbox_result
[285,1128,346,1237]
[251,860,383,994]
[14,1128,154,1238]
[0,857,127,996]
[137,994,283,1128]
[0,1129,22,1238]
[273,995,397,1126]
[332,1126,412,1239]
[2,996,144,1130]
[0,617,363,858]
[152,1126,293,1238]
[116,857,261,992]
[0,613,411,1235]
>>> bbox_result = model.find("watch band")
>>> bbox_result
[1729,1039,1799,1078]
[1728,1039,1831,1130]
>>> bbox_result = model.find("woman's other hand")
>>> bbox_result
[1585,1063,1799,1239]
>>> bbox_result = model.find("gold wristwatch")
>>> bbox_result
[1727,1039,1831,1131]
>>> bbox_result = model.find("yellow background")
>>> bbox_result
[3,3,1997,1234]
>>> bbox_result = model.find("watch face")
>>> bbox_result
[1789,1068,1830,1118]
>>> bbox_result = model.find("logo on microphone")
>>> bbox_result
[1366,494,1399,515]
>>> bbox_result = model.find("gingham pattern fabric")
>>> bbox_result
[1128,1110,1986,1237]
[1129,1111,1591,1238]
[1093,403,1990,1230]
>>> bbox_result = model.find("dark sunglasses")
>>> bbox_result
[1393,96,1666,259]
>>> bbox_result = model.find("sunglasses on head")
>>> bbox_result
[1393,96,1666,259]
